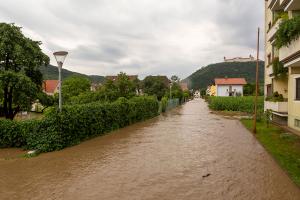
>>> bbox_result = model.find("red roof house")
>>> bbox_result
[214,78,247,85]
[214,78,247,96]
[43,80,59,95]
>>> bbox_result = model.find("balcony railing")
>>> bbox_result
[264,100,288,113]
[279,36,300,67]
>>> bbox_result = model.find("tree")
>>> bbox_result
[62,75,91,103]
[0,23,49,119]
[243,83,256,96]
[115,72,136,98]
[142,76,168,100]
[171,75,180,83]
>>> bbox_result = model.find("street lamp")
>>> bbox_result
[53,51,68,112]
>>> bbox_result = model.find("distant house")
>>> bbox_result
[206,85,216,96]
[43,80,59,96]
[90,83,102,92]
[215,78,247,97]
[180,82,189,91]
[224,55,255,63]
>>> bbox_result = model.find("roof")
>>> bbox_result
[43,80,59,94]
[215,78,247,85]
[180,82,189,91]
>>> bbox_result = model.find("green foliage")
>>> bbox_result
[62,75,91,102]
[275,16,300,49]
[272,57,288,78]
[0,23,49,119]
[184,61,265,90]
[114,72,136,98]
[241,119,300,187]
[243,83,255,96]
[0,97,159,152]
[207,96,264,113]
[265,91,285,102]
[200,89,206,97]
[170,82,183,102]
[68,73,138,104]
[161,97,168,113]
[40,64,105,83]
[142,76,169,100]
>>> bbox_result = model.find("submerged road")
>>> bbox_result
[0,99,300,200]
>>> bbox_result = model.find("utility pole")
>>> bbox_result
[253,28,260,134]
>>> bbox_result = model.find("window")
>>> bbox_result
[267,54,271,65]
[296,78,300,100]
[295,119,300,128]
[267,84,272,97]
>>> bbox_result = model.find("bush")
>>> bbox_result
[207,96,264,113]
[0,96,159,152]
[161,97,168,113]
[275,16,300,49]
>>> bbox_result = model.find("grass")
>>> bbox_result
[207,96,264,114]
[241,119,300,187]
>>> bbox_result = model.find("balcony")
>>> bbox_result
[267,19,282,42]
[268,0,277,9]
[279,37,300,67]
[264,100,288,114]
[285,0,300,11]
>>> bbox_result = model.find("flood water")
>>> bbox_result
[0,99,300,200]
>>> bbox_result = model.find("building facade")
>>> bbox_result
[264,0,300,131]
[224,55,256,63]
[215,78,247,97]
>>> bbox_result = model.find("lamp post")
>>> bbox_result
[53,51,68,112]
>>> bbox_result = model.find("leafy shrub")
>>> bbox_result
[0,96,159,152]
[275,16,300,49]
[161,97,168,113]
[207,96,264,113]
[265,91,285,102]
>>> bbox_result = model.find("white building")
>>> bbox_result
[215,78,247,97]
[224,55,256,63]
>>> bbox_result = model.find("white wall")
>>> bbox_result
[216,85,244,97]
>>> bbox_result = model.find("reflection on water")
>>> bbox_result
[0,99,299,200]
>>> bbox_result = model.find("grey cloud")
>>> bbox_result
[0,0,264,79]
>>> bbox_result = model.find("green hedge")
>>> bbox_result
[0,96,159,152]
[207,96,264,113]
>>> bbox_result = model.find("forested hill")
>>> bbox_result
[40,65,105,83]
[184,61,265,90]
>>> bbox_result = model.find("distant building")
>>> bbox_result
[180,82,189,91]
[215,78,247,97]
[90,83,102,92]
[224,55,255,63]
[206,85,216,96]
[43,80,59,96]
[194,90,201,98]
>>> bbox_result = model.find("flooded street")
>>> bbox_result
[0,99,299,200]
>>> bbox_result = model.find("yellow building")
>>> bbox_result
[206,85,216,96]
[265,0,300,132]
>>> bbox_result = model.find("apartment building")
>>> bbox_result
[265,0,300,131]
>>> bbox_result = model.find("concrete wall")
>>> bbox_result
[216,85,243,97]
[288,67,300,131]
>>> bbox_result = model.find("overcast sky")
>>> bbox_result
[0,0,264,79]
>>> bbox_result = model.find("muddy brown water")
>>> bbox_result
[0,99,300,200]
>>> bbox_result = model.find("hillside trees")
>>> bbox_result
[0,23,49,119]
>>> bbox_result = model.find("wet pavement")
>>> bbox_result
[0,99,300,200]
